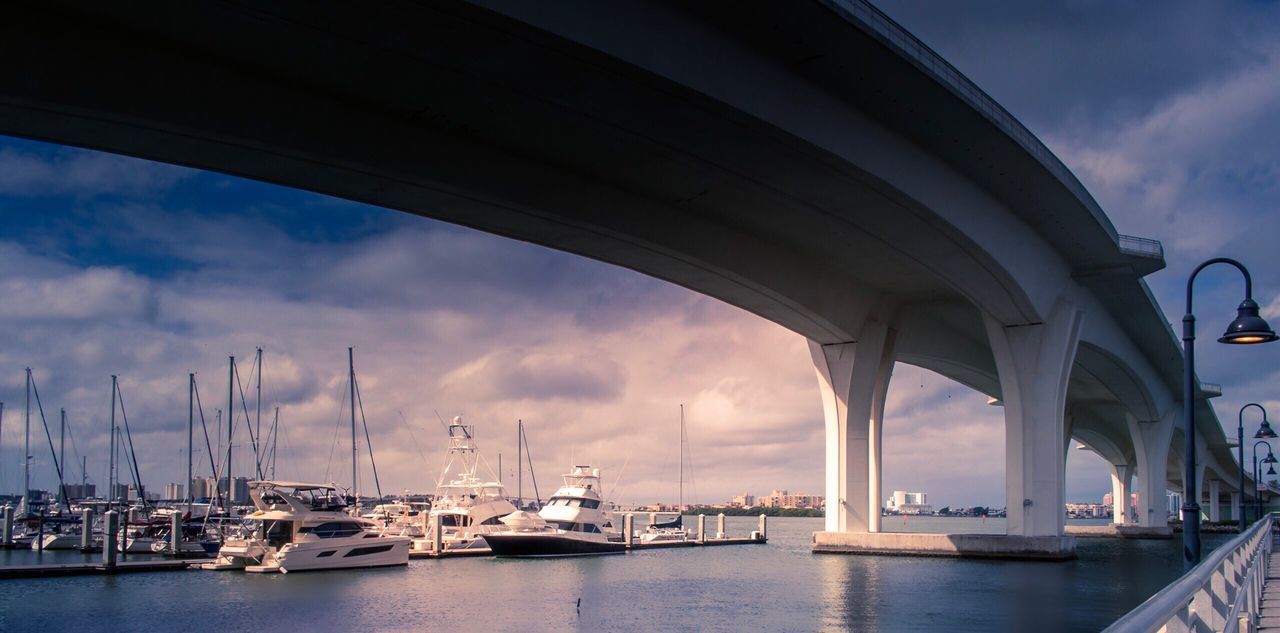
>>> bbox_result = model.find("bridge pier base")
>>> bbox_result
[812,532,1076,560]
[1208,479,1221,523]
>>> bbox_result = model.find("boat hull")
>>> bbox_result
[482,533,626,557]
[275,536,412,572]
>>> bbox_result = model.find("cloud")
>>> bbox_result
[440,349,627,403]
[0,145,193,197]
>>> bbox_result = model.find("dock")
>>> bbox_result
[0,558,210,579]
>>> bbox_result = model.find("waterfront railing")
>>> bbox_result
[1103,514,1274,633]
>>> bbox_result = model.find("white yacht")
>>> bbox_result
[482,466,626,557]
[409,420,516,554]
[364,500,430,538]
[202,481,410,573]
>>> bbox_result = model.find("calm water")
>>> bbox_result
[0,517,1227,632]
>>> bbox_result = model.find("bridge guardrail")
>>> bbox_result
[1119,235,1165,259]
[1103,514,1274,633]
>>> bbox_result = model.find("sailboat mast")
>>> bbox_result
[679,404,684,514]
[267,409,275,478]
[59,409,65,505]
[23,368,31,511]
[255,347,262,465]
[187,373,195,513]
[108,375,117,508]
[226,356,234,510]
[517,420,523,508]
[349,347,357,503]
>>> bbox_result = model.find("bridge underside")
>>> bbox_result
[0,1,1256,559]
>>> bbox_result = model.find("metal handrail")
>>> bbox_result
[1104,514,1274,632]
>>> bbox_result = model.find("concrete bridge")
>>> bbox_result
[0,0,1265,558]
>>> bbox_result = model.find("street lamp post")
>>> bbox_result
[1253,441,1277,521]
[1240,404,1276,530]
[1182,258,1278,567]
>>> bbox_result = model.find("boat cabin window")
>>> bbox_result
[298,521,364,539]
[480,516,503,526]
[546,497,600,509]
[438,514,462,527]
[549,520,602,533]
[260,492,288,507]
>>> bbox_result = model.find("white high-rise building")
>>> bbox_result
[163,482,184,500]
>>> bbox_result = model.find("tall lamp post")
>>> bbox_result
[1240,404,1276,530]
[1183,258,1278,567]
[1253,441,1277,521]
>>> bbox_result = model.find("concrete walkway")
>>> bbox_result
[1259,537,1280,631]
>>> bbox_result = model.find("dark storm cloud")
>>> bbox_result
[875,0,1280,134]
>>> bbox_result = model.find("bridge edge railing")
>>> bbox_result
[1102,513,1274,633]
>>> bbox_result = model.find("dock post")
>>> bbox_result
[169,512,181,555]
[431,517,443,555]
[624,513,634,548]
[102,510,118,568]
[758,514,767,541]
[1,505,11,547]
[80,508,93,551]
[36,514,44,552]
[717,513,725,539]
[697,514,705,543]
[649,512,656,529]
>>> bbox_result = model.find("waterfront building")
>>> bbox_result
[163,483,184,500]
[730,493,756,507]
[1065,502,1111,518]
[61,483,95,500]
[885,491,932,515]
[760,489,823,509]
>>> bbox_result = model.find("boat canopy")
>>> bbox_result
[248,480,338,491]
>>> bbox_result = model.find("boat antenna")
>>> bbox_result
[0,402,4,497]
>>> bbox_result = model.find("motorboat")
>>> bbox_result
[365,500,430,538]
[409,420,516,554]
[481,466,626,557]
[201,480,410,573]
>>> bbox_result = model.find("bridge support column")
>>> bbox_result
[1208,479,1221,523]
[809,321,895,535]
[985,299,1082,538]
[1129,410,1176,529]
[1111,464,1132,524]
[1230,492,1240,522]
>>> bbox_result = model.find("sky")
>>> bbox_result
[1,1,1279,510]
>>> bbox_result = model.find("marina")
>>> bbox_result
[0,517,1235,632]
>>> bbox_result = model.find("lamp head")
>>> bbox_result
[1258,420,1279,440]
[1265,452,1279,465]
[1219,298,1280,344]
[1268,464,1277,476]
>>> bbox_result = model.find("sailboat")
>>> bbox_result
[641,404,693,543]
